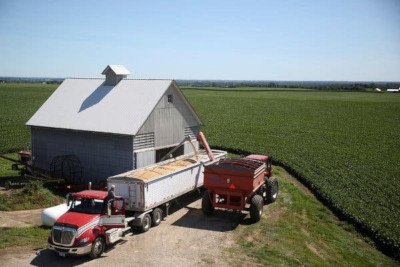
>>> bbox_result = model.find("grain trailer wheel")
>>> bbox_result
[250,195,264,222]
[202,190,214,216]
[89,236,105,259]
[265,177,279,204]
[139,214,152,233]
[152,208,163,227]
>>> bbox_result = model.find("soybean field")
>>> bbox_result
[0,83,57,153]
[183,87,400,255]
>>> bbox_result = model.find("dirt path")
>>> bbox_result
[0,192,244,267]
[0,208,43,227]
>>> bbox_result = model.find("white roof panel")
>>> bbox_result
[26,78,172,135]
[101,65,131,75]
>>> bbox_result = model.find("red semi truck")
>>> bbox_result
[48,190,133,258]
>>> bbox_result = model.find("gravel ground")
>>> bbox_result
[0,192,244,267]
[0,208,43,227]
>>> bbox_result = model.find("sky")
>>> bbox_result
[0,0,399,81]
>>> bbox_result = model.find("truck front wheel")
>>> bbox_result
[89,236,105,259]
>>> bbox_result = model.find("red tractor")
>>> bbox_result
[202,154,278,222]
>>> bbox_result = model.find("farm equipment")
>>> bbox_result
[202,154,278,222]
[0,151,103,190]
[0,151,60,189]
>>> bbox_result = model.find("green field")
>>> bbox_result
[0,83,399,257]
[182,87,400,255]
[0,83,57,153]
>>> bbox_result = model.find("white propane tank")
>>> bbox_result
[41,203,69,226]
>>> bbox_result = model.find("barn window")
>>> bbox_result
[167,94,173,103]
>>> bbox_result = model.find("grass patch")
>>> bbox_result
[227,166,398,266]
[0,153,19,178]
[0,180,64,211]
[0,226,49,249]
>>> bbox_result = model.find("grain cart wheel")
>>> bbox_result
[250,195,264,222]
[89,236,105,259]
[202,190,214,216]
[265,177,279,204]
[139,214,152,233]
[152,208,163,227]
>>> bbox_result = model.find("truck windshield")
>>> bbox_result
[69,198,104,214]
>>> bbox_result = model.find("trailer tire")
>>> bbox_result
[89,236,105,259]
[250,195,263,222]
[202,190,214,216]
[139,214,152,233]
[152,208,163,227]
[265,177,279,204]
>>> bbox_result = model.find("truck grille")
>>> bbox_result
[52,225,77,246]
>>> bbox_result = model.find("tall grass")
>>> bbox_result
[0,181,64,211]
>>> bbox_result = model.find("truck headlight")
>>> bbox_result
[77,237,89,244]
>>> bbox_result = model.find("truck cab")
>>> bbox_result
[48,190,132,258]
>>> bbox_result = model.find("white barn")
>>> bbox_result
[26,65,203,183]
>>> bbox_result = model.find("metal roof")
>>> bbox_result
[101,65,131,75]
[26,78,177,135]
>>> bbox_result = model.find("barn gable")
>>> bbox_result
[137,81,202,146]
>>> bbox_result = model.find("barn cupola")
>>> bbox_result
[101,65,131,86]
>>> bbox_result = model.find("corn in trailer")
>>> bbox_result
[107,149,227,232]
[202,155,279,222]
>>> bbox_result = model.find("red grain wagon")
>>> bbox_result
[202,155,278,222]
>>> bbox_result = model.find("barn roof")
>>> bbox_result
[26,78,202,135]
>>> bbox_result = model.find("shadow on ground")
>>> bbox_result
[170,190,256,231]
[30,240,126,266]
[172,207,249,232]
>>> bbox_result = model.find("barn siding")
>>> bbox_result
[135,150,156,168]
[31,127,133,182]
[137,85,199,147]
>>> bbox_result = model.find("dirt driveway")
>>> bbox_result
[0,208,43,227]
[0,192,249,267]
